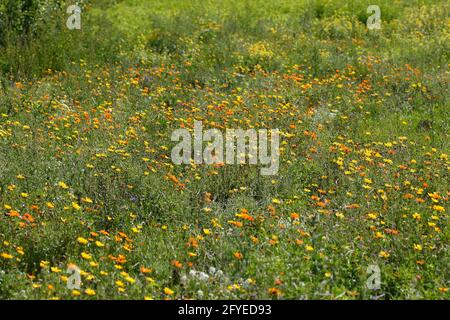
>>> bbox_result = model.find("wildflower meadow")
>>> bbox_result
[0,0,449,300]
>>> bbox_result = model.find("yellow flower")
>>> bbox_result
[413,244,423,252]
[81,197,93,203]
[1,252,13,259]
[20,193,29,198]
[84,288,96,296]
[374,231,384,239]
[46,202,55,209]
[72,290,81,296]
[77,237,89,245]
[131,227,140,233]
[379,251,390,258]
[367,213,378,220]
[58,181,69,189]
[72,202,81,210]
[163,287,174,295]
[51,267,62,273]
[81,252,92,260]
[40,260,50,268]
[305,245,314,252]
[203,228,211,235]
[95,241,105,247]
[125,276,136,284]
[115,280,125,287]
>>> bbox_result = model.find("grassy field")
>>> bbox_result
[0,0,449,299]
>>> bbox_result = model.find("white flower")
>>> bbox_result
[198,272,209,281]
[209,267,216,275]
[189,270,197,277]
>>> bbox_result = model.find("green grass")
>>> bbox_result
[0,0,449,299]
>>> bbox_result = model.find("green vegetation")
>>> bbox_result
[0,0,449,299]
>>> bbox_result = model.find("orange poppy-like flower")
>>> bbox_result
[7,210,20,218]
[22,213,34,223]
[140,266,152,274]
[116,254,127,264]
[236,212,254,221]
[118,232,128,239]
[233,252,243,260]
[171,260,183,269]
[268,287,281,296]
[186,237,198,248]
[228,220,243,228]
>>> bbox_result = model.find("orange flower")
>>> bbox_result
[316,201,327,208]
[118,232,128,239]
[203,192,212,203]
[267,205,276,216]
[140,266,152,274]
[228,220,243,228]
[7,210,20,218]
[235,212,254,221]
[268,287,281,296]
[22,213,34,223]
[171,260,183,269]
[116,254,127,264]
[186,237,198,248]
[233,252,243,260]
